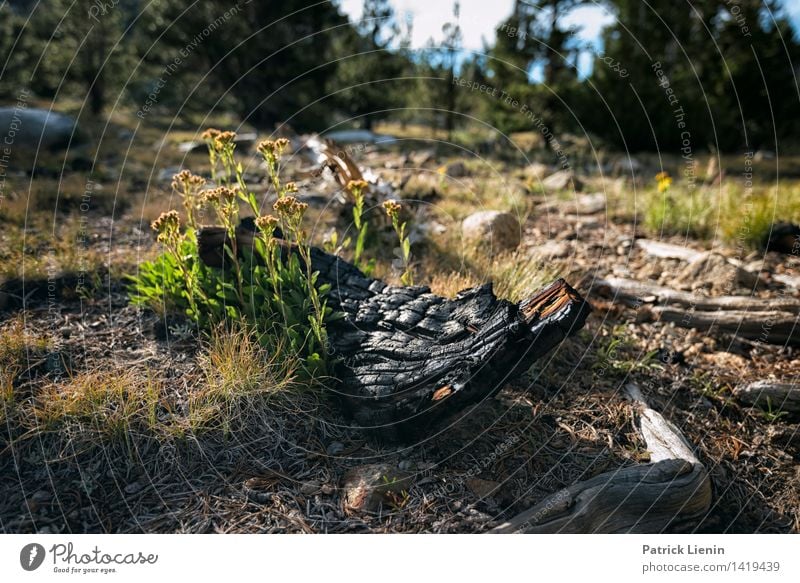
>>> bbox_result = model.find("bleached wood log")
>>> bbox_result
[590,277,800,345]
[733,380,800,413]
[635,239,704,262]
[652,306,800,345]
[491,384,711,533]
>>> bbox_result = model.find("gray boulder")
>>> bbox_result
[0,107,79,152]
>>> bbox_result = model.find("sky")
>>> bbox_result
[338,0,800,64]
[338,0,614,53]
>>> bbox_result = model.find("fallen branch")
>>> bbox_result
[590,277,800,345]
[733,380,800,414]
[592,277,800,313]
[491,383,711,533]
[653,306,800,345]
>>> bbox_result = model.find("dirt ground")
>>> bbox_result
[1,125,798,534]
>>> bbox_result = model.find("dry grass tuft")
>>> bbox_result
[33,369,161,439]
[0,316,50,404]
[3,325,309,443]
[429,250,560,303]
[188,325,305,433]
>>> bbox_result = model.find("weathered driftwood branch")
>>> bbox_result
[491,384,711,533]
[733,380,800,413]
[592,277,800,312]
[635,239,704,262]
[590,277,800,345]
[197,223,591,438]
[653,306,800,345]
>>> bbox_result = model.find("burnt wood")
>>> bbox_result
[197,222,591,438]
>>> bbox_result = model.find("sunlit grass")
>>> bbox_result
[188,325,304,434]
[636,179,800,250]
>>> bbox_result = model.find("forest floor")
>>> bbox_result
[1,113,798,533]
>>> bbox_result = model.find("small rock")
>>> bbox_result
[462,210,521,253]
[530,240,570,259]
[341,464,413,514]
[576,193,606,214]
[445,161,469,178]
[465,477,500,499]
[326,441,345,456]
[321,483,336,495]
[300,480,321,495]
[541,169,583,192]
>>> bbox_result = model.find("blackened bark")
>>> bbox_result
[197,225,591,439]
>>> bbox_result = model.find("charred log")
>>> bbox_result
[197,222,591,438]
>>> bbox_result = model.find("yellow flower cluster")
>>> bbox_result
[255,215,280,232]
[151,210,181,244]
[257,138,290,158]
[656,171,673,193]
[346,179,368,194]
[171,169,205,192]
[202,186,238,206]
[382,199,402,219]
[273,195,308,220]
[200,128,220,141]
[200,128,236,152]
